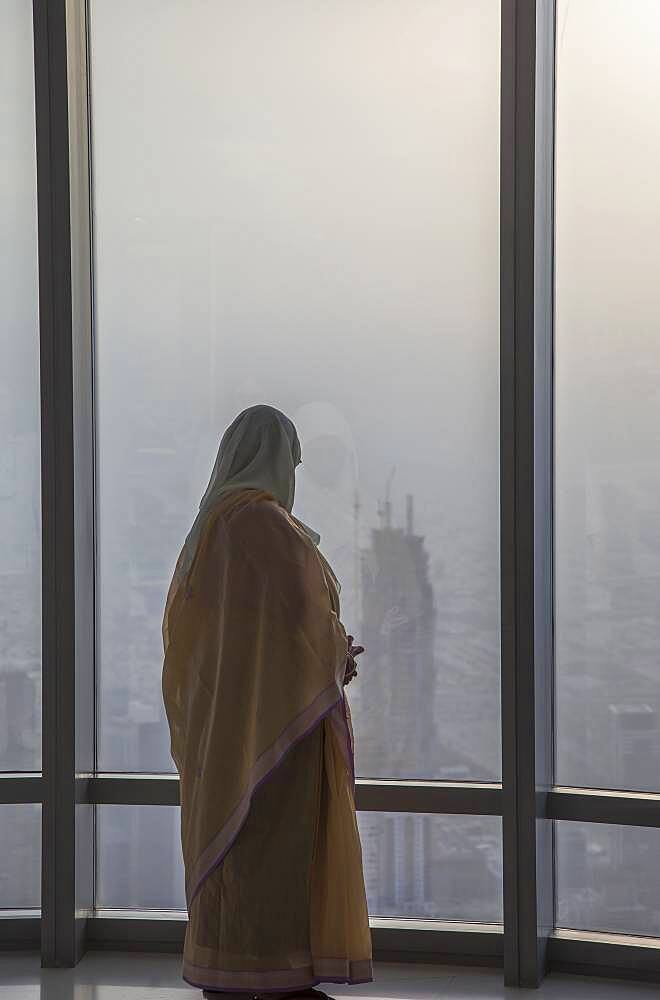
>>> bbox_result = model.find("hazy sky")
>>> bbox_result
[7,0,660,791]
[1,0,39,438]
[89,0,502,776]
[556,0,660,469]
[90,0,500,548]
[555,0,660,788]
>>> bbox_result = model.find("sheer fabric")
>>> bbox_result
[179,404,319,579]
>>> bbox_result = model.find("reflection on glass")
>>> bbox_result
[0,805,40,909]
[97,806,501,920]
[0,2,41,772]
[555,0,660,791]
[91,0,500,778]
[556,821,660,937]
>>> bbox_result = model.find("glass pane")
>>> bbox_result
[555,1,660,791]
[0,805,40,909]
[97,805,501,920]
[97,806,186,910]
[556,821,660,937]
[0,3,41,772]
[359,813,502,922]
[91,0,500,778]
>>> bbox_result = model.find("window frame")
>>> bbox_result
[3,0,660,987]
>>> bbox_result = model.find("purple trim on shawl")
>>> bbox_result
[186,682,344,908]
[313,958,373,981]
[340,693,356,786]
[183,957,374,993]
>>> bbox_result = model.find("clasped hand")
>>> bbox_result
[344,635,364,686]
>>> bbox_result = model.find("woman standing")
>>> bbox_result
[162,405,372,999]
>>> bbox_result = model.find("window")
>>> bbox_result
[359,814,502,922]
[91,0,501,782]
[89,0,501,925]
[26,0,660,985]
[97,806,502,923]
[97,806,186,910]
[555,0,660,792]
[556,822,660,937]
[0,805,40,909]
[0,0,41,774]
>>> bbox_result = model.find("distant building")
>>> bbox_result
[356,493,436,778]
[354,493,501,918]
[609,704,658,793]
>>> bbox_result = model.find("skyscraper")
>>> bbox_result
[356,493,436,778]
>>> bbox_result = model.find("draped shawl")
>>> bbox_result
[162,488,356,909]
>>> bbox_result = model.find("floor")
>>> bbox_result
[0,955,658,1000]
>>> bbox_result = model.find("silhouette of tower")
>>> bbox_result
[354,491,437,913]
[357,492,436,777]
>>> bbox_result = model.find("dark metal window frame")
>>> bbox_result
[2,0,660,987]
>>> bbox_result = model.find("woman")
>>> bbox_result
[162,405,373,999]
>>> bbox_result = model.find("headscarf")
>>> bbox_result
[180,404,319,574]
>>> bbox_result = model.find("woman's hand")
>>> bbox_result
[344,636,364,686]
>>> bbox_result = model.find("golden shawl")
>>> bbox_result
[162,489,372,991]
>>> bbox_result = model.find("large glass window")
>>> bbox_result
[91,0,501,782]
[13,0,660,978]
[555,0,660,791]
[0,1,41,773]
[97,806,502,922]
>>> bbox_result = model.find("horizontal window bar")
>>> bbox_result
[88,775,180,806]
[370,919,503,966]
[88,911,503,963]
[94,908,187,920]
[28,775,660,829]
[553,928,660,950]
[0,775,42,804]
[87,775,503,815]
[356,780,502,815]
[92,909,503,932]
[88,912,186,952]
[549,928,660,983]
[0,913,41,951]
[547,787,660,828]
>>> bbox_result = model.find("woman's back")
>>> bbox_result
[161,406,372,997]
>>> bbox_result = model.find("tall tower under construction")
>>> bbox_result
[356,493,436,778]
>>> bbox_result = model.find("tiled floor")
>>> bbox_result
[0,954,658,1000]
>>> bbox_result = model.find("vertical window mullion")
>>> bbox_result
[33,0,95,968]
[500,0,556,987]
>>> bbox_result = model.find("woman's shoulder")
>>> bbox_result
[228,495,308,552]
[230,494,288,527]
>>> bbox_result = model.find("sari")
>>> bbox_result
[163,487,372,993]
